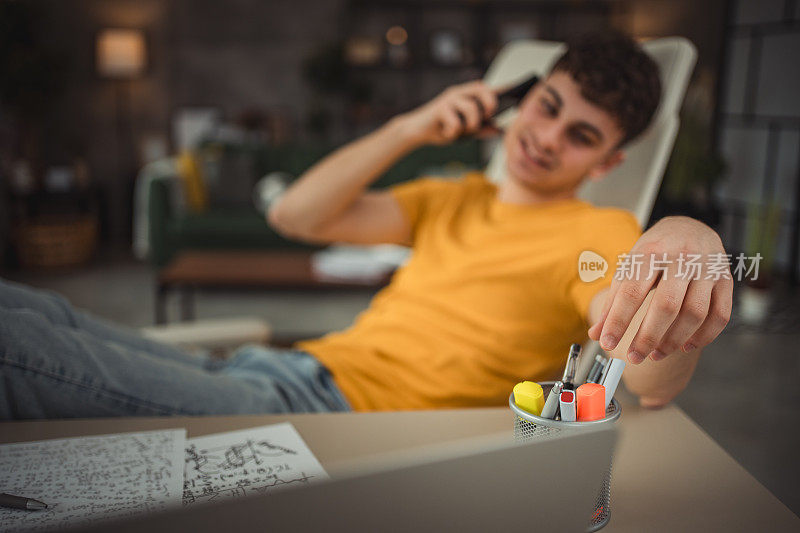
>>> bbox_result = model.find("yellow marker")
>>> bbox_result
[513,381,544,416]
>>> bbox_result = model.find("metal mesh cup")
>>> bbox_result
[509,382,621,532]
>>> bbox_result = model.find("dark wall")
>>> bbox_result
[3,0,729,249]
[716,0,800,277]
[26,0,345,245]
[168,0,343,132]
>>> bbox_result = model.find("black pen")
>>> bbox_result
[0,493,48,511]
[561,343,581,390]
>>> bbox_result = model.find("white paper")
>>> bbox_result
[311,244,409,282]
[183,422,328,505]
[0,429,186,532]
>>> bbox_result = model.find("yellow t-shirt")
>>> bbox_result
[298,173,641,411]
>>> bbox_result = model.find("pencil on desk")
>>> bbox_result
[0,493,48,511]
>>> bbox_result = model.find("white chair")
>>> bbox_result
[148,38,697,363]
[483,37,696,226]
[482,37,697,377]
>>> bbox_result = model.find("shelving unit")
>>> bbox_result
[714,2,800,282]
[340,0,628,136]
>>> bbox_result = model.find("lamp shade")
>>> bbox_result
[97,29,146,78]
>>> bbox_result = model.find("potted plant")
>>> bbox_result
[738,202,780,325]
[652,69,726,228]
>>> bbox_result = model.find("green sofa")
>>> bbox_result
[146,140,482,267]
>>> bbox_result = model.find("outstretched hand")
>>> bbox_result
[588,216,733,364]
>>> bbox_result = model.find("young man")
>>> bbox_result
[0,33,730,419]
[269,32,730,410]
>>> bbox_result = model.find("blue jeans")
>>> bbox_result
[0,279,351,419]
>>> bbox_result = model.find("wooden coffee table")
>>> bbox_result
[155,250,392,324]
[3,395,798,531]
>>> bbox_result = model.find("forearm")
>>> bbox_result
[269,117,419,236]
[612,347,700,408]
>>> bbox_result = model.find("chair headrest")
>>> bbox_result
[483,37,697,123]
[481,37,698,226]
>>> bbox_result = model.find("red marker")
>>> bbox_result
[576,383,606,421]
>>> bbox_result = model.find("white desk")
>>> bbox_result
[2,393,797,531]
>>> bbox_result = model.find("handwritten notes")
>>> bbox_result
[0,429,185,532]
[183,423,328,505]
[0,423,327,531]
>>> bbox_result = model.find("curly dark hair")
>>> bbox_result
[549,31,662,147]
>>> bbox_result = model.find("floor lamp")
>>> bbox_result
[96,28,146,245]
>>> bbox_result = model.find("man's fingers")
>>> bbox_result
[588,280,619,340]
[598,277,655,351]
[651,279,713,360]
[455,81,497,117]
[437,107,463,139]
[434,81,498,140]
[474,93,492,115]
[474,86,497,118]
[627,276,690,364]
[471,96,486,121]
[452,96,483,132]
[682,276,732,351]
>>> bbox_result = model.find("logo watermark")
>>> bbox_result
[578,251,762,282]
[578,250,608,282]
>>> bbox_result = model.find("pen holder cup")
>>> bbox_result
[509,382,621,532]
